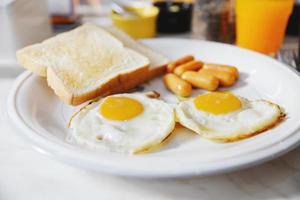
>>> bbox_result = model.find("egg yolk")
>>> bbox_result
[193,92,242,115]
[99,97,144,120]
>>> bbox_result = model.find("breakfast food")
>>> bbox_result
[167,55,194,73]
[68,92,175,154]
[16,24,168,105]
[16,22,285,153]
[174,60,203,76]
[181,71,219,91]
[164,55,240,97]
[64,48,285,153]
[175,92,285,142]
[198,69,236,87]
[164,73,192,97]
[203,63,239,79]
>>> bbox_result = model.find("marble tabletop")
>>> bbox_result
[0,69,300,200]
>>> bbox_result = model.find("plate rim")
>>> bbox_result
[8,38,300,178]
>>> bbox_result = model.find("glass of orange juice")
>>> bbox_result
[236,0,294,55]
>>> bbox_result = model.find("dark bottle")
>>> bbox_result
[153,0,194,33]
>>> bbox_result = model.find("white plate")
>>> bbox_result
[8,38,300,178]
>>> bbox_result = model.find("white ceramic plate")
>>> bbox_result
[8,38,300,178]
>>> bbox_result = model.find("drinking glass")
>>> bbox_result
[236,0,294,55]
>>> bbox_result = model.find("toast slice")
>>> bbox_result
[18,24,151,105]
[16,24,168,105]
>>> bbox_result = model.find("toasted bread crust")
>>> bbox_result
[72,64,166,105]
[148,65,167,80]
[47,64,166,105]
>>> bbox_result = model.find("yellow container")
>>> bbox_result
[111,6,159,39]
[236,0,294,55]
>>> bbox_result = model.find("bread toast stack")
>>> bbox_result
[16,24,168,105]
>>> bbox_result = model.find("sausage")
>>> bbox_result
[199,69,236,87]
[163,73,192,97]
[203,63,239,79]
[167,55,194,73]
[181,71,219,91]
[174,60,204,76]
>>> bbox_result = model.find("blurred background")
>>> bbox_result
[1,0,299,70]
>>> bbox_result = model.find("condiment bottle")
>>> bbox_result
[192,0,235,43]
[153,0,194,33]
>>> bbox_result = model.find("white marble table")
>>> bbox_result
[0,70,300,200]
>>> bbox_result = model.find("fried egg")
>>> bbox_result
[175,92,285,142]
[68,93,175,154]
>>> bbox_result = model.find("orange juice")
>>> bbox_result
[236,0,294,55]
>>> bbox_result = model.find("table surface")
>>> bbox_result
[1,14,300,199]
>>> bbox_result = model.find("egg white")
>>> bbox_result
[175,97,284,142]
[68,93,175,154]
